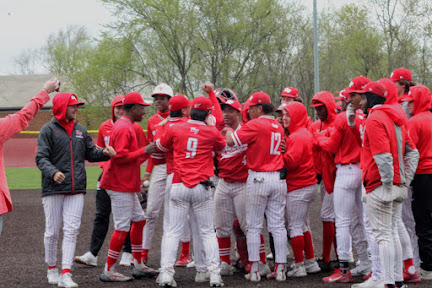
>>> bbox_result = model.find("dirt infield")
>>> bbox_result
[0,189,430,287]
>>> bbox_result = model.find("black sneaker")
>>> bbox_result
[317,258,332,272]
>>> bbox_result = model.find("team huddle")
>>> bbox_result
[33,68,432,288]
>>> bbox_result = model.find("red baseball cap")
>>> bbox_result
[221,99,242,112]
[68,94,85,106]
[343,76,372,95]
[310,99,325,108]
[248,92,271,106]
[358,81,388,98]
[123,92,151,106]
[390,68,412,82]
[112,95,124,107]
[335,90,345,100]
[191,96,213,111]
[169,94,191,111]
[281,87,299,98]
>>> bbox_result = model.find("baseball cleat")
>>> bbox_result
[100,270,133,282]
[175,254,192,267]
[350,261,372,276]
[244,270,261,282]
[47,268,59,285]
[159,272,177,287]
[209,273,225,287]
[322,269,353,283]
[363,271,372,280]
[220,262,234,276]
[266,253,274,260]
[58,272,78,288]
[258,261,271,276]
[287,263,307,277]
[418,267,432,280]
[132,264,158,279]
[195,272,210,283]
[403,269,421,283]
[317,258,335,272]
[304,259,321,274]
[186,260,195,268]
[350,277,385,288]
[74,251,97,267]
[119,252,133,267]
[267,264,286,281]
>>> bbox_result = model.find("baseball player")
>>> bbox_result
[310,91,338,272]
[281,102,321,277]
[225,92,288,282]
[314,77,372,283]
[0,78,59,238]
[36,92,114,287]
[74,95,147,267]
[152,96,226,287]
[358,80,419,288]
[390,68,421,282]
[99,92,156,282]
[400,85,432,281]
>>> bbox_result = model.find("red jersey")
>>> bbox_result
[146,110,170,172]
[217,123,248,182]
[406,87,432,174]
[232,116,284,172]
[156,119,226,188]
[362,105,412,193]
[283,102,317,192]
[314,111,364,165]
[154,117,188,175]
[100,116,149,192]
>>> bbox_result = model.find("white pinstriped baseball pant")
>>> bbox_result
[246,170,287,264]
[42,193,84,269]
[214,179,247,238]
[362,201,382,281]
[106,190,146,231]
[286,184,317,238]
[320,182,335,222]
[160,183,220,276]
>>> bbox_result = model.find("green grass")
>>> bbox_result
[5,166,148,190]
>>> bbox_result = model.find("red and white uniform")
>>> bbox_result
[283,102,318,265]
[231,116,288,265]
[156,119,225,276]
[142,110,170,252]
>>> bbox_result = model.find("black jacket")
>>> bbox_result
[36,118,109,197]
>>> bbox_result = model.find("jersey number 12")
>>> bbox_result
[270,132,281,155]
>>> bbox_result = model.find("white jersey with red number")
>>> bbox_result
[156,119,226,188]
[217,123,248,182]
[231,115,284,172]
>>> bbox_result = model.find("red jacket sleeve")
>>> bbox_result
[207,91,224,129]
[112,127,148,165]
[368,118,391,156]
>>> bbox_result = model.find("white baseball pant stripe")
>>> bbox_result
[286,184,317,238]
[214,179,247,237]
[366,185,404,284]
[161,183,219,276]
[106,190,146,231]
[402,187,420,266]
[42,193,84,269]
[246,170,287,264]
[334,164,368,261]
[320,182,335,222]
[362,201,382,281]
[143,163,167,250]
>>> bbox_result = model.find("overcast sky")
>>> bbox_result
[0,0,359,75]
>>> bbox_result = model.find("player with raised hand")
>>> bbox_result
[225,92,288,282]
[152,96,226,287]
[281,102,321,277]
[310,91,338,272]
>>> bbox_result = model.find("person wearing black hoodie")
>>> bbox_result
[36,93,115,288]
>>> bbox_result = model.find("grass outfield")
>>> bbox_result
[5,166,147,189]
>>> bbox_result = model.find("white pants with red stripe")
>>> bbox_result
[160,183,219,276]
[363,201,382,281]
[42,193,84,269]
[334,164,368,261]
[143,164,167,250]
[214,179,247,237]
[246,170,287,264]
[366,185,405,285]
[106,190,146,231]
[286,184,317,238]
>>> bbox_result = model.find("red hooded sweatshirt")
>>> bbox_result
[406,85,432,174]
[52,93,76,136]
[283,102,317,192]
[311,91,337,194]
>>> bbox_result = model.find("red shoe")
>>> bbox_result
[362,271,372,280]
[175,254,192,267]
[403,270,421,284]
[322,269,353,283]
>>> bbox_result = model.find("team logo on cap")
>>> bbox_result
[349,81,354,87]
[194,103,201,108]
[71,95,77,101]
[390,72,394,78]
[284,88,292,94]
[226,99,234,104]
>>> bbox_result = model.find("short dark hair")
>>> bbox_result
[365,92,386,110]
[123,104,135,112]
[261,103,275,114]
[190,109,209,122]
[397,80,416,93]
[170,110,183,118]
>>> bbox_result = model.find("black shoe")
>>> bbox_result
[317,258,332,272]
[330,260,340,270]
